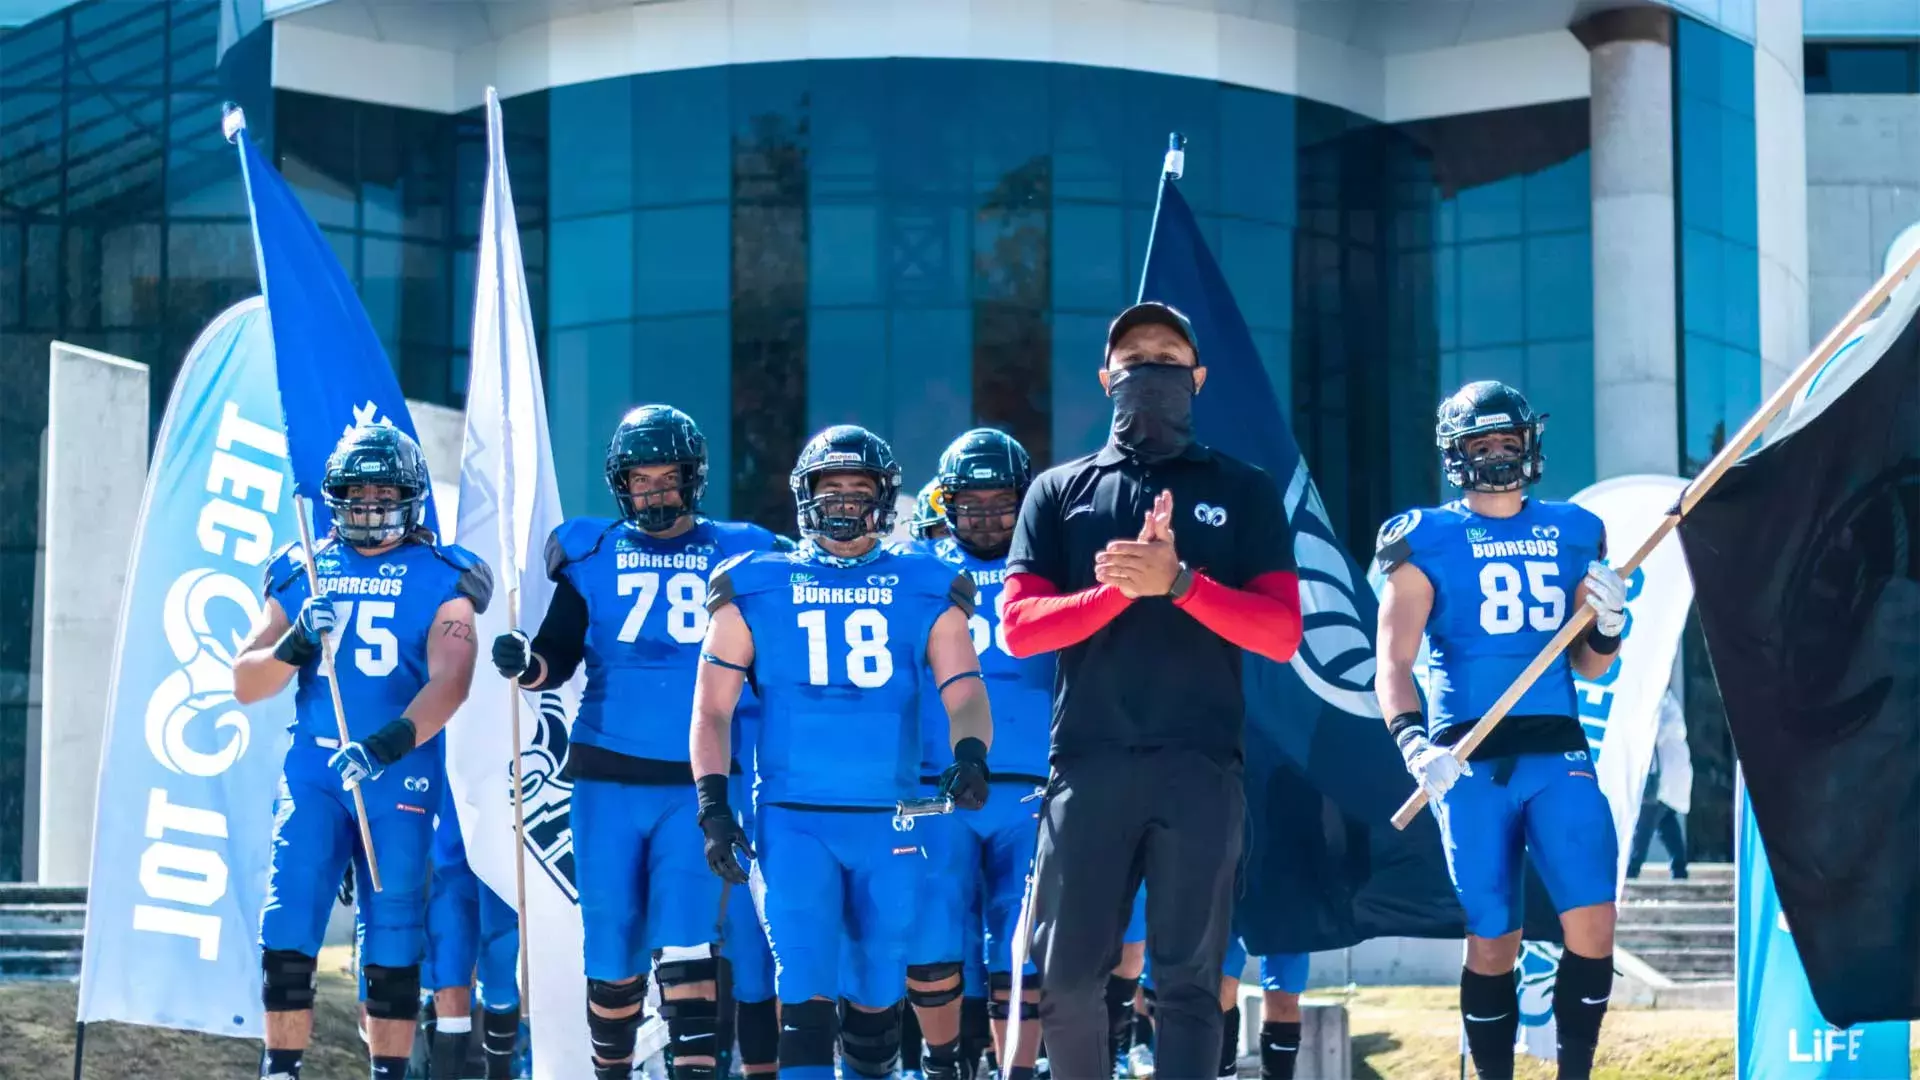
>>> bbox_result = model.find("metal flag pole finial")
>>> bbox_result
[221,103,246,144]
[1163,131,1187,180]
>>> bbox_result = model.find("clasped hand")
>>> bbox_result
[1094,489,1180,599]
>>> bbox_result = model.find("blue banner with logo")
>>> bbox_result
[234,117,436,534]
[1738,785,1910,1078]
[1138,168,1464,951]
[77,298,296,1038]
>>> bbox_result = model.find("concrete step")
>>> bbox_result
[1617,924,1735,952]
[0,949,80,979]
[1629,946,1735,979]
[0,903,87,930]
[1616,899,1733,926]
[1622,878,1734,904]
[1633,863,1732,882]
[0,928,83,953]
[0,884,85,906]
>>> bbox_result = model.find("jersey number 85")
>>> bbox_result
[1478,561,1565,635]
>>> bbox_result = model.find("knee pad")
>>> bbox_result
[261,949,318,1013]
[586,977,648,1063]
[778,998,837,1069]
[907,961,965,1009]
[657,956,723,1063]
[735,997,780,1068]
[986,971,1040,1021]
[839,1001,902,1079]
[364,964,423,1021]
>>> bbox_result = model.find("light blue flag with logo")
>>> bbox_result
[76,298,297,1038]
[1738,781,1910,1079]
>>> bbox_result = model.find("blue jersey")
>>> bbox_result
[548,516,780,762]
[264,536,491,744]
[710,545,971,809]
[918,537,1052,780]
[1373,499,1606,743]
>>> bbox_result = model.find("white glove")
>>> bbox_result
[1583,560,1627,637]
[1401,736,1471,801]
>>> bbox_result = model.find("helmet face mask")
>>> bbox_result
[606,405,707,532]
[789,425,902,545]
[935,428,1031,559]
[1436,381,1546,493]
[323,424,429,547]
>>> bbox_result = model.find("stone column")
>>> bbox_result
[38,344,148,884]
[1574,6,1678,480]
[1754,0,1810,391]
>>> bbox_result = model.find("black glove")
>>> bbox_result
[938,737,991,811]
[695,774,754,885]
[491,630,532,681]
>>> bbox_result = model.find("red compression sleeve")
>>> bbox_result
[1000,572,1132,657]
[1173,570,1302,663]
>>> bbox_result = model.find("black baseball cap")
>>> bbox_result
[1104,301,1199,365]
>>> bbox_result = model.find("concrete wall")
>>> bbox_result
[36,344,149,884]
[1805,95,1920,337]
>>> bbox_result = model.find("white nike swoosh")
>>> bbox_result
[1580,996,1610,1005]
[1265,1045,1297,1053]
[1065,504,1094,519]
[1464,1012,1511,1022]
[677,1034,702,1043]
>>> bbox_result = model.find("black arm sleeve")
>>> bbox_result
[529,576,590,685]
[1004,472,1063,584]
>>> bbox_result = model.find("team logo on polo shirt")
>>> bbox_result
[1193,503,1228,527]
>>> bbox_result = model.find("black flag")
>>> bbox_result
[1677,279,1920,1027]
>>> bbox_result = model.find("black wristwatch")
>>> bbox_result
[1168,561,1194,601]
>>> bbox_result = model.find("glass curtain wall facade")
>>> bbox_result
[0,0,266,879]
[1674,16,1761,862]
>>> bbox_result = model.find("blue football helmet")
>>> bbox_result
[323,422,430,546]
[935,428,1031,558]
[1436,380,1546,493]
[789,425,902,543]
[606,404,708,532]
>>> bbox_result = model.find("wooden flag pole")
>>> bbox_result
[1391,243,1920,830]
[506,588,533,1009]
[293,494,383,889]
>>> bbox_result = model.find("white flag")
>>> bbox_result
[1518,473,1697,1061]
[447,86,591,1080]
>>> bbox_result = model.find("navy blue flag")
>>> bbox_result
[233,114,438,537]
[1138,171,1466,952]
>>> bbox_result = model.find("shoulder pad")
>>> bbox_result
[946,571,976,618]
[725,521,783,554]
[771,533,799,553]
[705,550,758,613]
[434,544,495,615]
[263,540,309,596]
[1372,508,1426,577]
[545,518,615,581]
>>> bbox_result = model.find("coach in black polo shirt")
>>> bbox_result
[1001,300,1302,1080]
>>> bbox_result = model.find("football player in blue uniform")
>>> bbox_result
[422,784,522,1080]
[689,425,996,1080]
[908,479,951,545]
[1374,381,1626,1080]
[487,405,782,1080]
[234,423,492,1080]
[905,429,1052,1080]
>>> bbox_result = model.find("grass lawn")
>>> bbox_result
[2,966,1914,1079]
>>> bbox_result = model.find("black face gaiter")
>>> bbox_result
[1108,363,1196,462]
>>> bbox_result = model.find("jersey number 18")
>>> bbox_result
[796,608,894,689]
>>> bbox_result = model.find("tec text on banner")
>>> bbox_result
[446,87,591,1080]
[78,298,296,1038]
